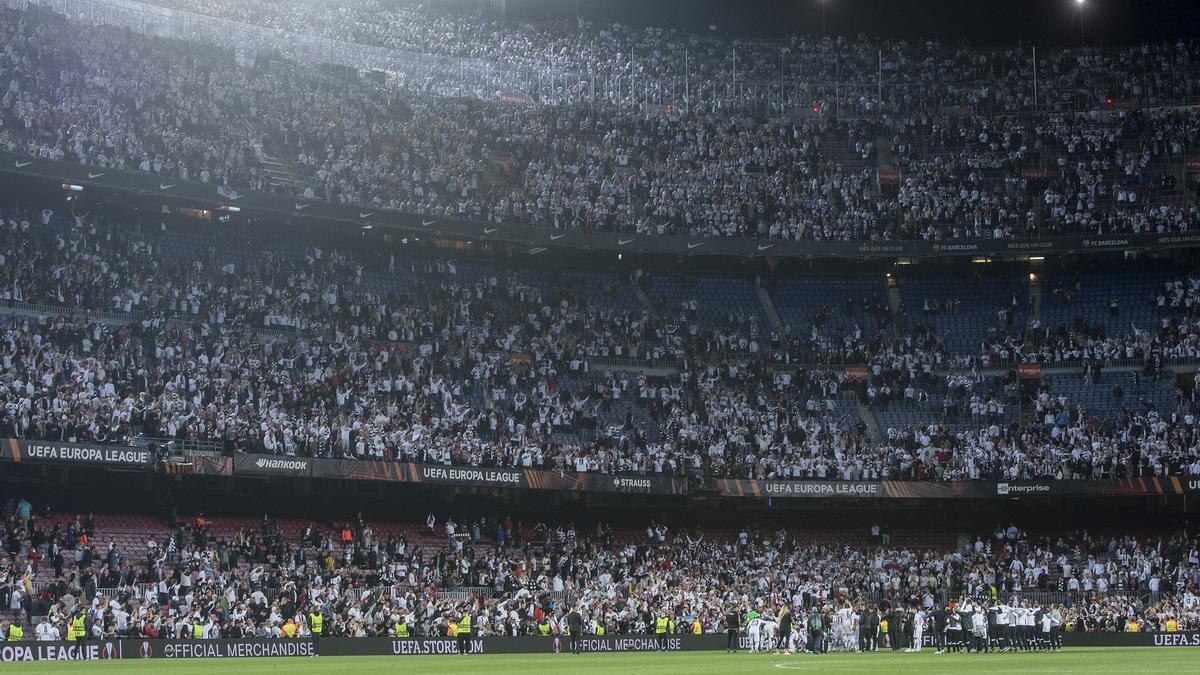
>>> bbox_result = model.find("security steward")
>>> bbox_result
[309,608,323,653]
[456,609,473,654]
[69,611,86,642]
[654,611,670,652]
[394,617,410,637]
[5,621,23,641]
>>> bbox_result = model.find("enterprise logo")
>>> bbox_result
[996,483,1051,495]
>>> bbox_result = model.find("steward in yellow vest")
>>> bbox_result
[655,615,670,651]
[394,621,409,637]
[6,624,23,641]
[456,612,473,654]
[68,615,86,641]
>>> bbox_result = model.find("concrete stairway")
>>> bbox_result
[755,278,785,333]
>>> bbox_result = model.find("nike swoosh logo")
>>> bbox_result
[159,183,176,190]
[483,227,498,234]
[421,219,437,226]
[360,212,376,219]
[549,233,566,241]
[757,244,774,251]
[294,203,310,211]
[13,161,32,168]
[618,238,634,246]
[87,172,106,179]
[687,242,703,249]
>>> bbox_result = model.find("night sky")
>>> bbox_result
[490,0,1198,46]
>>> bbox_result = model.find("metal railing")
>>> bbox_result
[589,356,681,372]
[0,299,140,324]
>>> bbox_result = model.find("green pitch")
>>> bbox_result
[2,647,1191,674]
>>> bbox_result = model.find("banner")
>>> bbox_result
[312,457,410,482]
[717,479,887,498]
[5,151,1200,261]
[844,366,870,382]
[714,479,999,499]
[0,439,151,467]
[995,478,1200,497]
[715,478,1200,499]
[320,635,708,656]
[216,453,1200,497]
[233,453,312,477]
[5,440,1196,498]
[0,633,1187,661]
[129,639,316,659]
[224,454,690,496]
[412,464,527,488]
[1063,632,1200,647]
[1017,363,1042,379]
[0,641,123,662]
[0,636,731,661]
[575,473,690,495]
[164,454,234,477]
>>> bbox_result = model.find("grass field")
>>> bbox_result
[1,647,1193,674]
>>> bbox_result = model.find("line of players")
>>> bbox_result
[740,599,1066,654]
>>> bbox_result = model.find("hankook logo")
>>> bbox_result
[255,458,308,471]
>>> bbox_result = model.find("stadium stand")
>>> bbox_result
[0,0,1197,657]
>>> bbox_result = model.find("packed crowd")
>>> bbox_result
[133,0,1200,115]
[1,504,1197,642]
[1,7,1200,244]
[3,206,1200,482]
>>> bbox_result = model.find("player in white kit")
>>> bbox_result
[747,616,763,653]
[909,609,924,652]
